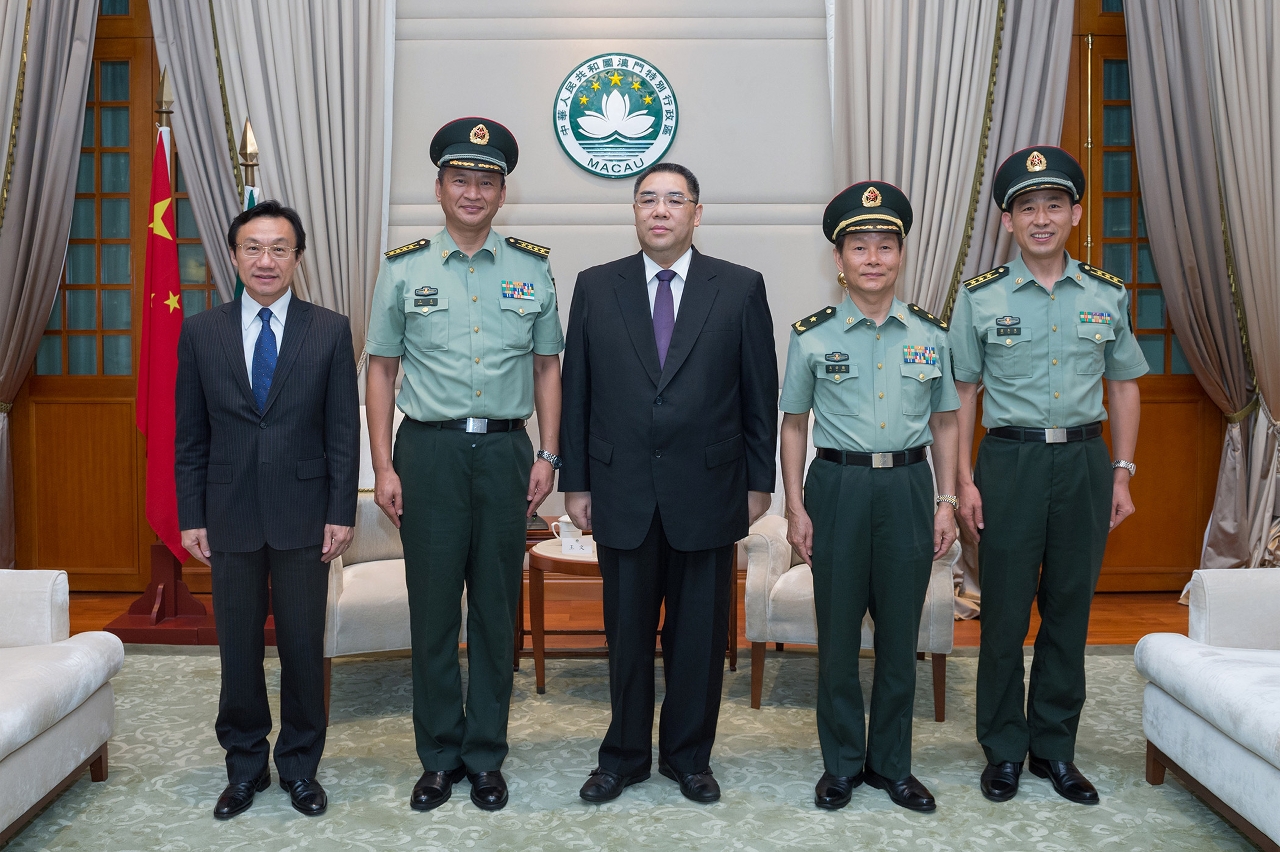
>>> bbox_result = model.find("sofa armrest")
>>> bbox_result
[0,570,70,647]
[744,514,797,642]
[1187,567,1280,650]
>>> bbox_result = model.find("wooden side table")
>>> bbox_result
[526,538,738,695]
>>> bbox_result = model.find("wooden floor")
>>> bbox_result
[69,584,1187,647]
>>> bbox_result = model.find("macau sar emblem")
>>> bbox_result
[553,53,679,179]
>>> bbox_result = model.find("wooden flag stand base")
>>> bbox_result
[105,543,275,645]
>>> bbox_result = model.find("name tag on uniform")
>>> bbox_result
[501,280,537,300]
[825,364,850,374]
[903,345,937,365]
[415,286,438,298]
[825,352,849,362]
[996,327,1021,336]
[414,298,438,307]
[1079,311,1112,324]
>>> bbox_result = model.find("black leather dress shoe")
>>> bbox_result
[411,766,466,811]
[1028,755,1099,804]
[980,760,1023,803]
[579,767,650,803]
[814,770,863,810]
[214,765,270,819]
[863,768,936,812]
[468,770,509,811]
[280,778,327,816]
[658,759,721,803]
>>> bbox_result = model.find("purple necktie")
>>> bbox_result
[653,268,676,367]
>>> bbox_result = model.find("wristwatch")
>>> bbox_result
[935,494,958,510]
[1111,459,1136,477]
[536,449,563,470]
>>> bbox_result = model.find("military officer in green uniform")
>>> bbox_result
[364,118,564,813]
[780,182,960,813]
[950,146,1147,805]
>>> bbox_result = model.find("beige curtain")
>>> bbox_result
[945,0,1075,618]
[1201,0,1280,568]
[831,0,1000,311]
[1126,0,1257,576]
[210,0,393,358]
[151,0,242,303]
[0,0,98,569]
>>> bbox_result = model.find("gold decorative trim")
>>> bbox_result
[832,212,904,237]
[208,0,242,200]
[1216,180,1259,409]
[1225,396,1258,425]
[0,0,32,234]
[942,0,1004,324]
[0,401,12,414]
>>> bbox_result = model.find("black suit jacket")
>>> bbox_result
[559,247,778,551]
[175,296,359,552]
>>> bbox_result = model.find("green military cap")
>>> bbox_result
[822,181,913,243]
[993,145,1085,211]
[430,117,519,175]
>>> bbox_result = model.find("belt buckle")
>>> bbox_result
[1045,427,1068,444]
[870,452,893,469]
[465,417,488,434]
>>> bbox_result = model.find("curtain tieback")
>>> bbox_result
[1225,396,1258,424]
[0,401,11,414]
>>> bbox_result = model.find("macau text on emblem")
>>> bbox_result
[553,53,679,179]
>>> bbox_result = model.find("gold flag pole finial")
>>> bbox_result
[238,118,258,189]
[156,68,174,129]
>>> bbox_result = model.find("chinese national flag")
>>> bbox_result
[136,129,185,561]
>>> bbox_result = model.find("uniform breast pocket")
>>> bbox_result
[1075,323,1114,375]
[900,363,940,415]
[500,299,536,351]
[985,328,1034,378]
[404,296,449,351]
[814,365,859,415]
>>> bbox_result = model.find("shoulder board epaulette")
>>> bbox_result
[963,265,1010,291]
[908,303,948,331]
[506,237,550,259]
[792,306,838,334]
[385,238,429,259]
[1079,262,1125,289]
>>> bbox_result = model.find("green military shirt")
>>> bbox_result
[949,253,1148,429]
[780,295,960,453]
[365,227,564,422]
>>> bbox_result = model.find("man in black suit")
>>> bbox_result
[176,201,359,819]
[561,163,778,804]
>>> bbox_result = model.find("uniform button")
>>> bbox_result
[877,363,882,369]
[876,334,881,340]
[880,422,886,429]
[1095,332,1102,340]
[1052,324,1058,332]
[519,308,525,315]
[259,421,267,429]
[879,392,884,399]
[653,450,662,458]
[475,357,480,364]
[1005,339,1012,346]
[1050,294,1056,300]
[1052,358,1058,365]
[1054,391,1060,398]
[469,267,475,273]
[655,396,664,405]
[422,308,428,313]
[919,372,925,379]
[476,390,482,397]
[474,326,479,333]
[472,295,478,302]
[834,375,841,381]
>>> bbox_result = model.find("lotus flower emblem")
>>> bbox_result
[576,90,656,139]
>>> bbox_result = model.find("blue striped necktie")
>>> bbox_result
[251,306,277,411]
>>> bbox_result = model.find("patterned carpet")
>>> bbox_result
[7,647,1259,852]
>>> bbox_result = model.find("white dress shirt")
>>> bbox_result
[241,290,291,379]
[642,248,692,319]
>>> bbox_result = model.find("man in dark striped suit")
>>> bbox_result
[175,201,359,819]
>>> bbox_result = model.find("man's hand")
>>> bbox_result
[181,528,211,566]
[1110,470,1136,530]
[527,459,554,517]
[786,507,814,567]
[933,504,958,559]
[957,479,984,542]
[565,491,592,531]
[374,469,404,528]
[321,524,354,562]
[748,491,771,524]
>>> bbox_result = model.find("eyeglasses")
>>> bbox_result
[635,192,695,210]
[238,243,299,260]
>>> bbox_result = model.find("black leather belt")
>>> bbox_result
[422,417,525,434]
[816,446,928,468]
[987,422,1102,443]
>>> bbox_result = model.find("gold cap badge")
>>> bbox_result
[470,124,490,146]
[1027,150,1047,172]
[861,186,882,207]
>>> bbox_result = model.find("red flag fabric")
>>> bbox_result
[136,131,186,561]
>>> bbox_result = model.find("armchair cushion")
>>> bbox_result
[1187,568,1280,650]
[0,570,70,647]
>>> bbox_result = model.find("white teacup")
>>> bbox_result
[551,514,581,539]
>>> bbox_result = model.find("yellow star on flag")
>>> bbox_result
[643,94,653,105]
[608,72,623,86]
[149,197,173,240]
[579,95,589,105]
[590,80,601,90]
[164,292,181,313]
[631,79,642,91]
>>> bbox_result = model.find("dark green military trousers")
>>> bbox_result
[394,418,532,773]
[974,434,1112,765]
[806,456,935,780]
